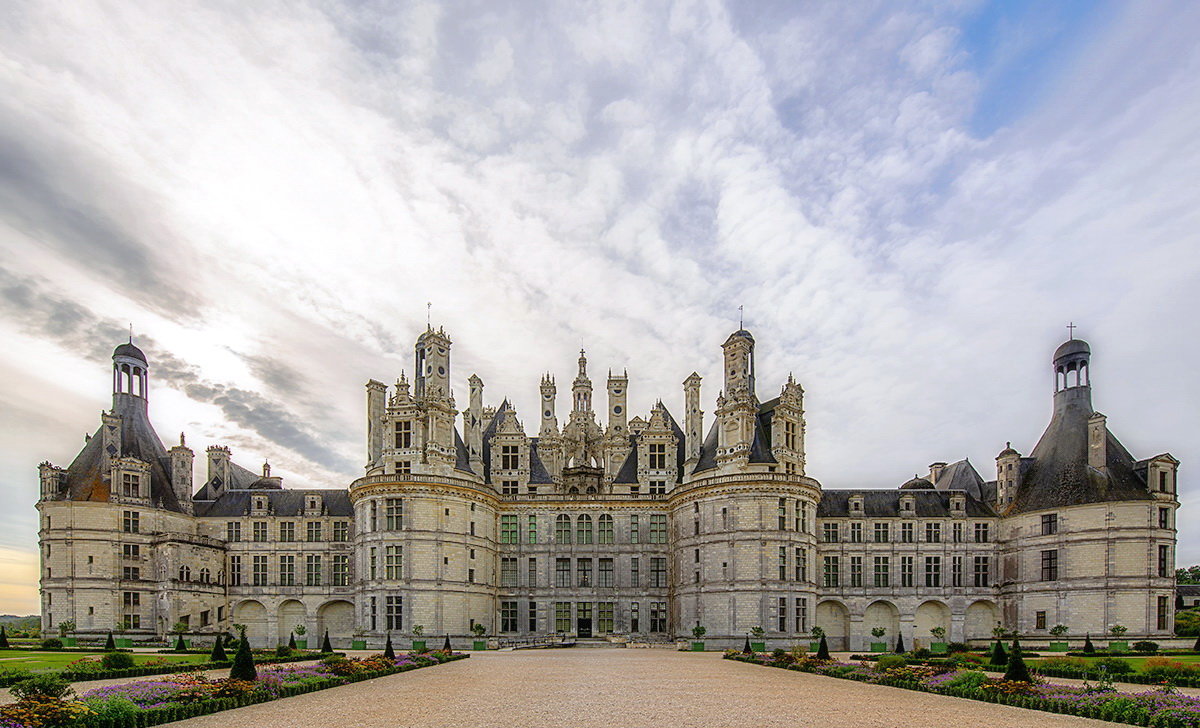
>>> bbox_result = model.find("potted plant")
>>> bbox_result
[1108,625,1128,652]
[869,626,887,653]
[809,626,824,652]
[411,624,426,652]
[929,626,947,654]
[1049,624,1069,651]
[351,630,367,651]
[472,623,487,651]
[691,624,706,651]
[293,624,308,650]
[749,625,765,652]
[58,620,76,647]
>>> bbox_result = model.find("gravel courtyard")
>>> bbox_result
[166,649,1115,728]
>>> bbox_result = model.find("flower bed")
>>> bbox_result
[0,651,467,727]
[0,652,338,688]
[725,650,1200,727]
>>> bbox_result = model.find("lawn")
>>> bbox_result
[1025,654,1200,672]
[0,649,207,672]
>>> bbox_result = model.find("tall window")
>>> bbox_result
[901,522,914,543]
[226,521,241,542]
[873,556,890,587]
[555,515,571,544]
[630,602,640,632]
[629,515,640,543]
[577,558,592,587]
[306,555,322,586]
[777,597,788,631]
[252,555,267,586]
[850,556,863,587]
[229,555,242,586]
[822,523,839,543]
[778,546,787,580]
[332,554,349,586]
[778,499,787,529]
[951,556,962,587]
[952,522,963,543]
[973,556,990,587]
[631,557,640,587]
[500,515,519,544]
[529,601,537,632]
[555,602,571,633]
[649,515,667,543]
[279,555,295,586]
[274,521,293,541]
[1158,596,1170,631]
[650,557,666,588]
[385,499,403,530]
[598,514,614,544]
[599,558,614,587]
[823,556,839,588]
[648,443,667,468]
[795,597,808,633]
[1159,544,1171,578]
[394,420,412,448]
[369,548,377,580]
[306,522,322,542]
[1040,549,1058,581]
[501,601,518,632]
[332,521,349,541]
[901,556,914,587]
[251,521,267,542]
[501,557,518,587]
[849,522,863,543]
[974,522,990,543]
[925,522,941,543]
[555,558,570,588]
[527,558,537,587]
[784,420,797,449]
[874,522,889,543]
[121,472,139,497]
[384,546,402,579]
[649,602,666,632]
[795,548,807,582]
[1159,508,1171,529]
[597,602,614,634]
[576,514,593,544]
[1041,513,1058,535]
[500,445,519,469]
[527,515,537,544]
[385,595,402,631]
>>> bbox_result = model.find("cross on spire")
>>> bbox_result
[1067,321,1077,339]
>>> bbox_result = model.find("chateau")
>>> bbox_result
[36,327,1180,650]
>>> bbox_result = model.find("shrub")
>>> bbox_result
[1004,640,1031,683]
[384,633,396,660]
[875,654,907,671]
[81,696,140,720]
[288,632,296,650]
[1083,635,1096,654]
[100,651,135,670]
[946,642,969,654]
[1143,658,1195,681]
[989,640,1008,666]
[10,674,73,700]
[944,670,989,690]
[321,630,332,653]
[103,632,115,650]
[275,644,293,658]
[229,632,257,681]
[893,633,905,654]
[1133,641,1159,653]
[40,638,63,649]
[1093,657,1133,675]
[0,695,92,726]
[816,634,830,660]
[174,633,188,652]
[1039,656,1088,671]
[210,637,228,662]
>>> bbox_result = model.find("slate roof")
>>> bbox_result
[1009,389,1152,514]
[113,342,147,363]
[817,489,997,518]
[692,397,779,474]
[931,459,987,501]
[194,488,353,517]
[62,394,185,513]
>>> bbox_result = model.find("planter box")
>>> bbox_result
[411,640,426,652]
[930,642,947,654]
[750,642,765,652]
[1049,642,1069,652]
[870,642,887,653]
[691,642,705,652]
[115,637,133,648]
[351,640,367,650]
[295,639,308,650]
[62,637,77,646]
[1109,641,1129,652]
[809,642,820,652]
[472,640,487,651]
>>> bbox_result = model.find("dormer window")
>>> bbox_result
[951,496,965,512]
[121,472,140,498]
[307,496,319,510]
[850,497,863,512]
[648,444,667,469]
[394,420,412,449]
[501,445,520,470]
[253,497,267,511]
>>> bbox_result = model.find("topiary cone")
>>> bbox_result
[817,633,831,660]
[0,625,7,649]
[174,633,187,652]
[288,632,296,650]
[742,636,752,654]
[209,636,227,662]
[1193,633,1200,652]
[894,633,905,654]
[104,631,115,651]
[384,632,396,660]
[989,639,1007,666]
[321,630,332,653]
[1083,634,1096,654]
[229,631,257,681]
[443,635,452,652]
[1004,638,1031,682]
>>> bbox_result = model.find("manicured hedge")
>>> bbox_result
[0,652,340,687]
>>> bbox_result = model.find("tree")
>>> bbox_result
[209,636,227,662]
[816,634,831,660]
[0,626,10,649]
[229,630,257,681]
[692,624,706,641]
[384,632,395,660]
[1176,565,1200,584]
[103,632,115,650]
[1175,609,1200,636]
[1004,638,1031,682]
[1050,624,1069,638]
[1083,634,1096,654]
[321,630,332,653]
[989,640,1008,666]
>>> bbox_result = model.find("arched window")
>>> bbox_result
[598,514,614,544]
[199,567,211,584]
[577,514,593,544]
[555,514,571,544]
[178,565,191,581]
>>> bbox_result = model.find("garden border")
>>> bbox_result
[0,652,340,688]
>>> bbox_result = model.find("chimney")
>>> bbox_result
[928,462,948,485]
[169,434,194,514]
[1088,412,1107,472]
[366,380,387,468]
[206,445,231,494]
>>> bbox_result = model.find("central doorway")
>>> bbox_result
[576,602,592,638]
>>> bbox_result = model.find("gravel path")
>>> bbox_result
[160,650,1119,728]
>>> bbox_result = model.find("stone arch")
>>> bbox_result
[965,600,1000,642]
[317,600,355,648]
[278,599,307,645]
[232,599,268,647]
[816,600,850,651]
[863,600,900,645]
[914,600,951,647]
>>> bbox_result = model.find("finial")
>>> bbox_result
[1067,321,1077,339]
[263,460,271,477]
[427,302,432,329]
[180,432,186,446]
[129,323,133,343]
[738,305,744,329]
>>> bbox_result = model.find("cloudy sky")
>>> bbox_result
[1,0,1198,614]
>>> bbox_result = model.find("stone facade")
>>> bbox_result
[37,330,1178,650]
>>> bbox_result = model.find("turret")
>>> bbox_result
[112,340,149,413]
[365,380,387,468]
[414,326,452,400]
[169,434,194,515]
[539,374,558,436]
[1088,412,1107,473]
[206,445,232,494]
[683,372,703,466]
[722,329,756,399]
[466,374,485,474]
[715,329,758,465]
[607,370,628,435]
[995,442,1020,507]
[1052,336,1091,411]
[572,349,593,413]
